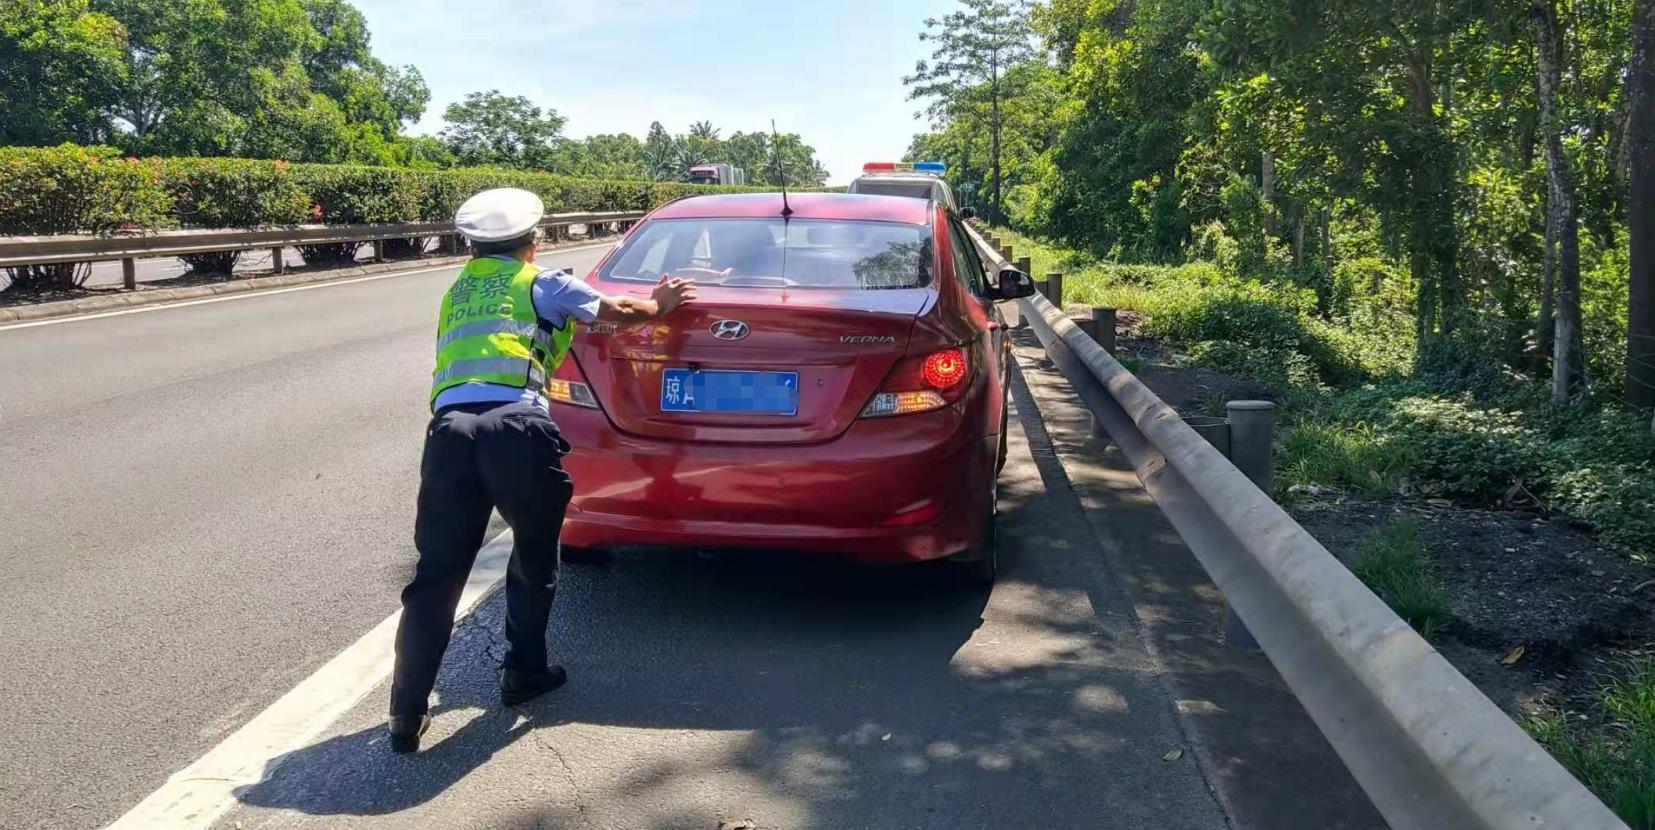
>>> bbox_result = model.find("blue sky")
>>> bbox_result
[353,0,961,184]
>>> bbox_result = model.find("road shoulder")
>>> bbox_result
[1009,330,1388,830]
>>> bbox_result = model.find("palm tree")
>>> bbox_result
[644,137,689,181]
[689,120,721,140]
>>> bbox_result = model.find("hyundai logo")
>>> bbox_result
[710,319,750,341]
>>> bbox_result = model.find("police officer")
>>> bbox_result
[388,188,696,753]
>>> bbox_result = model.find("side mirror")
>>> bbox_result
[961,207,977,219]
[994,267,1036,300]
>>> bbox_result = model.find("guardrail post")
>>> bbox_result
[1046,272,1064,307]
[270,247,285,274]
[121,258,136,290]
[1185,415,1231,456]
[1223,399,1277,650]
[1226,400,1276,496]
[1186,409,1260,650]
[1091,307,1117,355]
[999,243,1014,263]
[371,239,385,262]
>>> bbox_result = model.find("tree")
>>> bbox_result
[905,0,1035,223]
[1630,0,1655,415]
[1202,0,1492,342]
[544,132,646,179]
[0,0,433,162]
[1535,0,1588,400]
[439,90,564,169]
[688,120,720,140]
[300,0,427,141]
[0,0,126,146]
[643,120,685,180]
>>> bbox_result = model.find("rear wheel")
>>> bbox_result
[996,407,1010,474]
[560,545,613,566]
[948,481,999,588]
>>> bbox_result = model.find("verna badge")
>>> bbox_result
[710,319,750,341]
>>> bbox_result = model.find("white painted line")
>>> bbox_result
[106,531,517,830]
[0,242,616,332]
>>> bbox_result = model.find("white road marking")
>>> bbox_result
[0,242,616,332]
[105,531,517,830]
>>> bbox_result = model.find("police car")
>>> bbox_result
[846,162,970,216]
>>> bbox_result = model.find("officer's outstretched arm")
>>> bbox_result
[596,275,696,325]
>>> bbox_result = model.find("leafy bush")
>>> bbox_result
[1351,520,1452,640]
[0,144,172,235]
[161,158,311,228]
[0,143,809,238]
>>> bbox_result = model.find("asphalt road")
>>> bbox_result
[212,381,1227,830]
[0,247,610,830]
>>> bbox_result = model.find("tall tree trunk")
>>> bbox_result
[1628,0,1655,415]
[1319,208,1332,272]
[1261,152,1277,236]
[1539,185,1557,366]
[1293,212,1306,268]
[1535,0,1589,402]
[990,63,1003,224]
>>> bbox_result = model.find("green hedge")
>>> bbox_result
[0,143,792,235]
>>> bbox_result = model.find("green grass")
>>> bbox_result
[1279,420,1413,498]
[1529,661,1655,829]
[1350,520,1453,641]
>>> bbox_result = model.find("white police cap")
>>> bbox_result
[454,187,544,242]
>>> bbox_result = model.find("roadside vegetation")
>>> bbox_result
[991,225,1655,565]
[1530,662,1655,829]
[1,1,830,184]
[1350,520,1453,641]
[0,144,835,291]
[2,0,836,291]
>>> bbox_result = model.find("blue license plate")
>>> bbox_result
[660,368,799,415]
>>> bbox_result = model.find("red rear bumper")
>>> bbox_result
[554,404,995,563]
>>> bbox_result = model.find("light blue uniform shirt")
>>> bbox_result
[431,256,604,413]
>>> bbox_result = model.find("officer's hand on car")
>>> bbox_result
[652,274,698,314]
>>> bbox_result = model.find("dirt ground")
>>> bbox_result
[1105,314,1655,722]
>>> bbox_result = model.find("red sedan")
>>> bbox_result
[549,193,1035,583]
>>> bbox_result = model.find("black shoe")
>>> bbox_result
[388,714,431,754]
[500,665,568,706]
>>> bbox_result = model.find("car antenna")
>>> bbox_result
[770,119,793,219]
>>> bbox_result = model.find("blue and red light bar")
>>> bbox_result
[863,161,947,175]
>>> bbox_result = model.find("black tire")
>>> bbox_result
[996,409,1010,474]
[560,545,613,566]
[948,483,999,588]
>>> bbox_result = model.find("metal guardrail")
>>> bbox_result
[966,224,1626,830]
[0,210,646,286]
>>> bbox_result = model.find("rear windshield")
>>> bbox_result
[851,180,939,200]
[599,218,932,290]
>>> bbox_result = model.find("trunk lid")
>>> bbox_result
[572,284,930,444]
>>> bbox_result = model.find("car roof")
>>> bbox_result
[650,193,933,225]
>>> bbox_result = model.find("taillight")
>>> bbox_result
[547,356,599,409]
[860,346,973,418]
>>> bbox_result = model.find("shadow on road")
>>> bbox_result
[230,379,1226,829]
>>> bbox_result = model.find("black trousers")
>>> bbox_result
[390,401,573,718]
